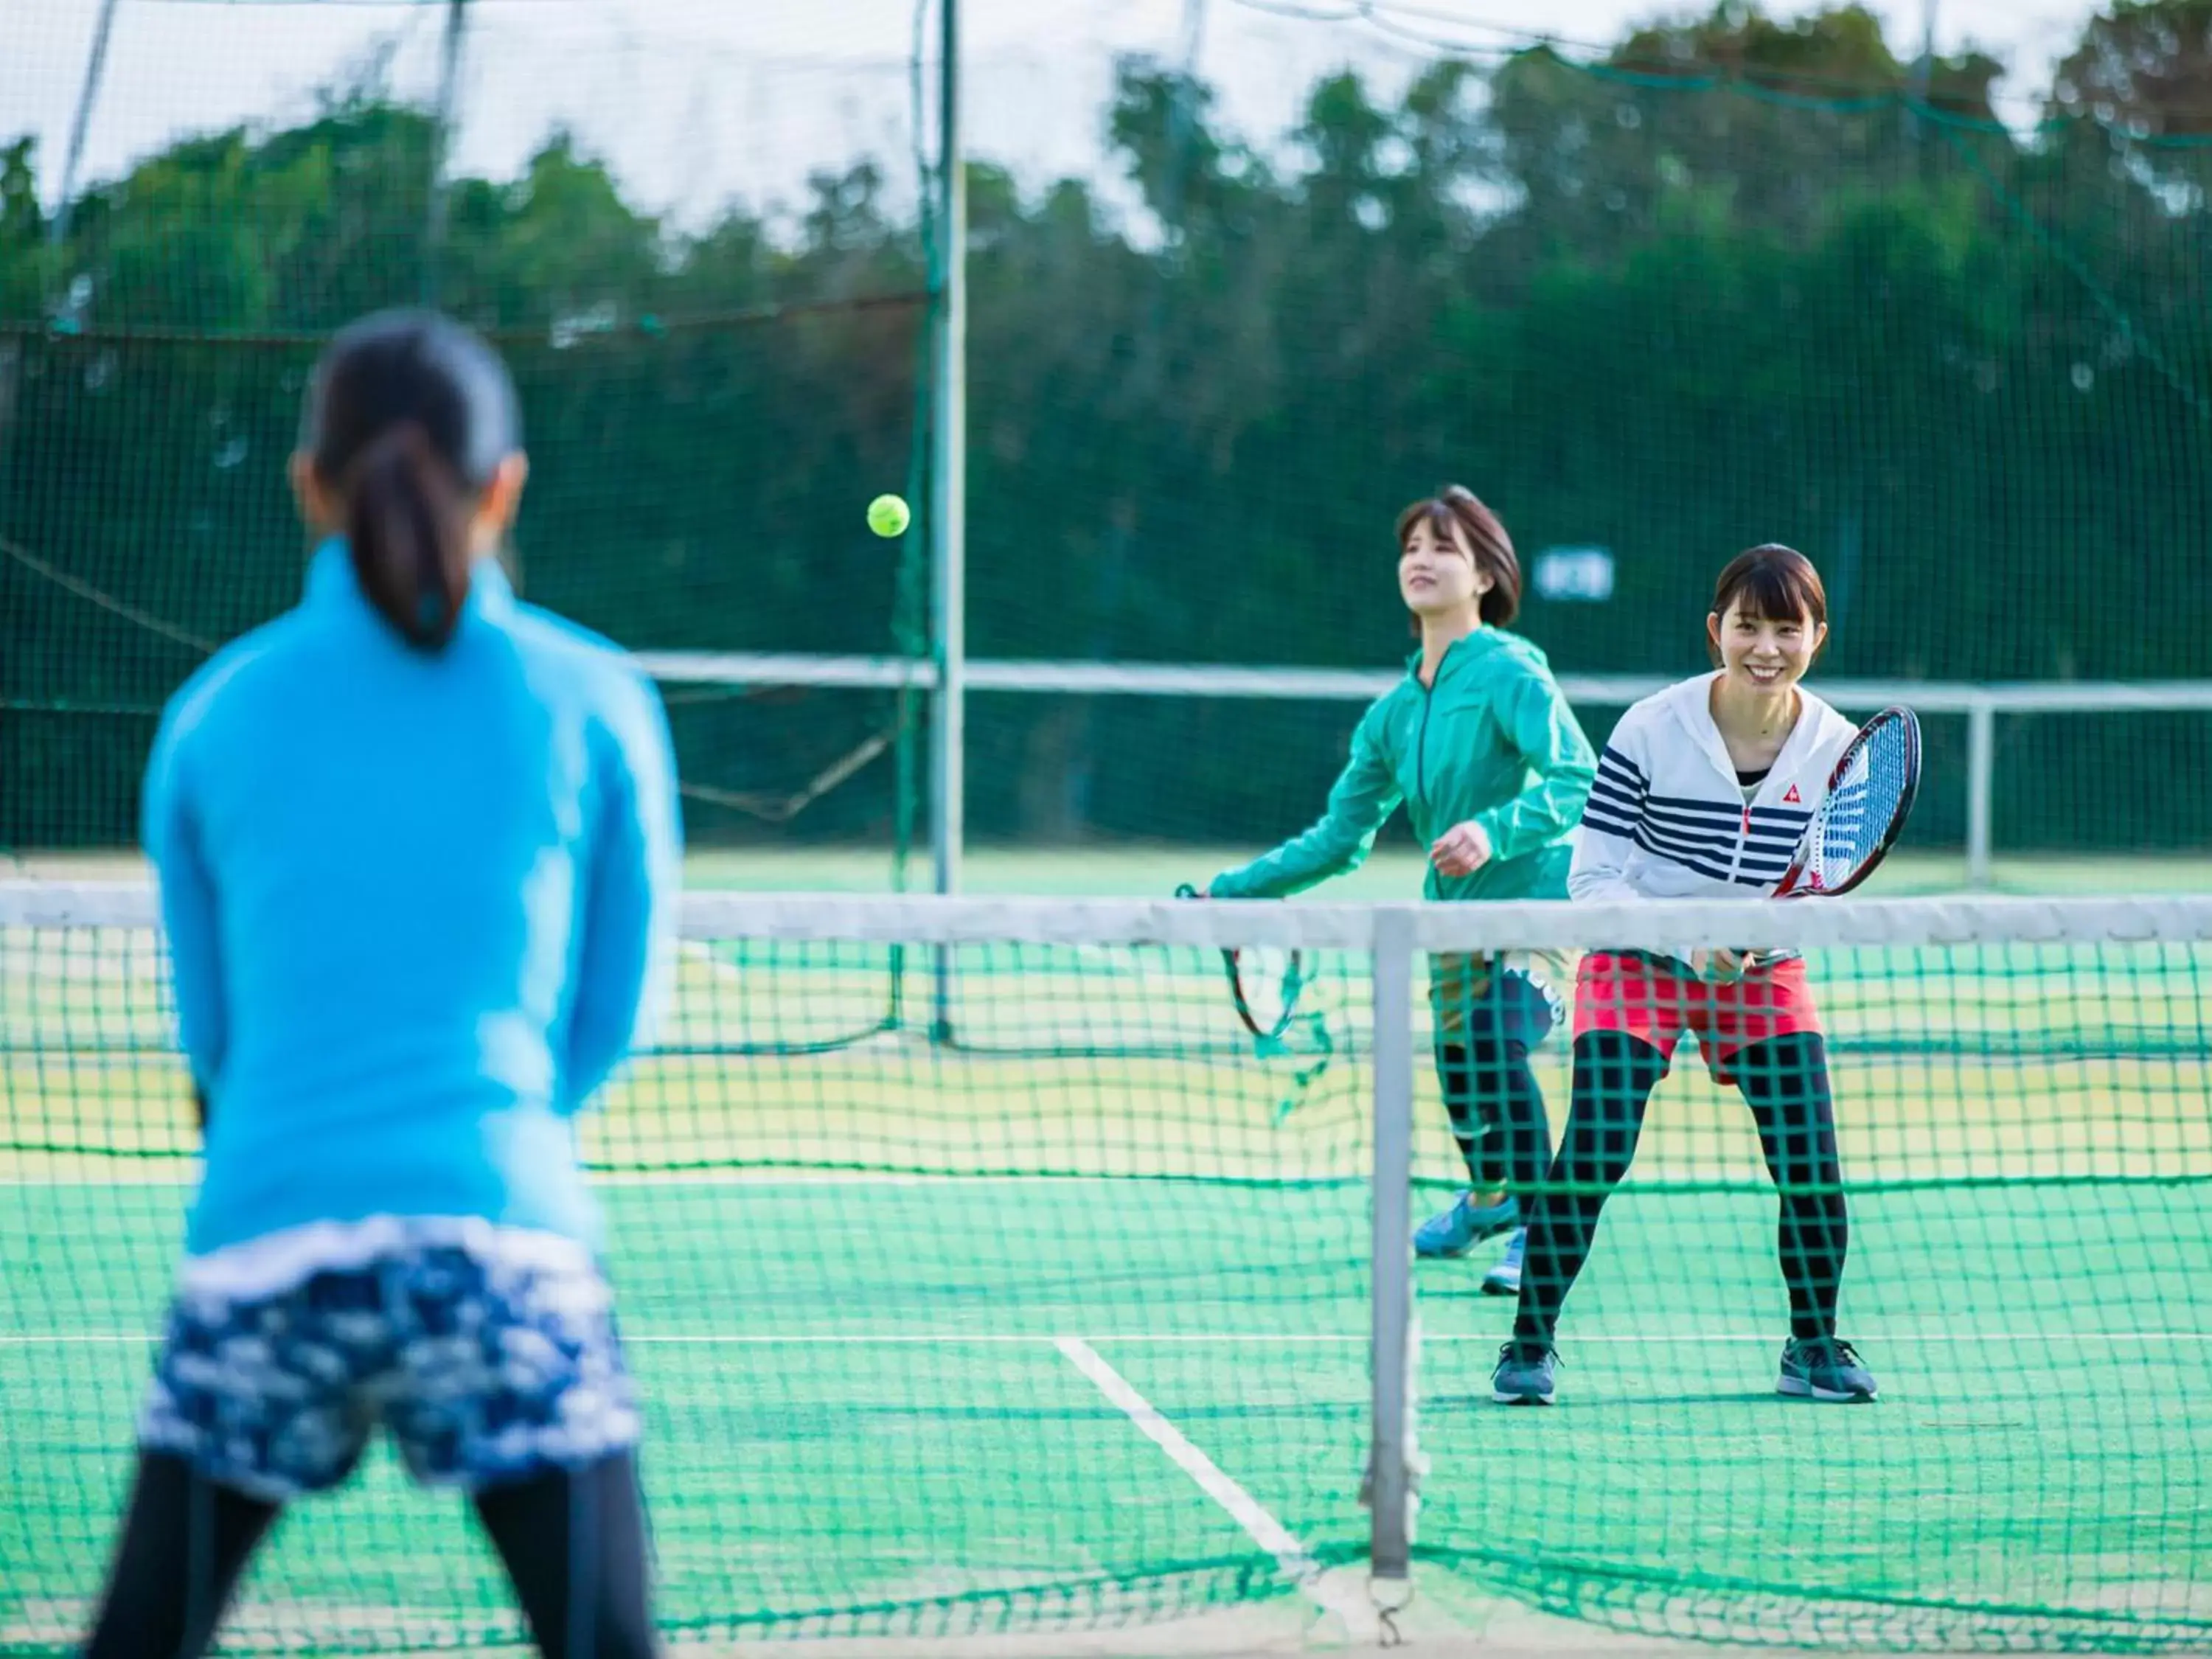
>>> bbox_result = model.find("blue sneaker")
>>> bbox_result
[1490,1341,1557,1405]
[1413,1192,1519,1259]
[1777,1337,1879,1403]
[1481,1227,1526,1296]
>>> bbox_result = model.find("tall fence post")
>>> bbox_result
[928,0,967,1042]
[49,0,120,279]
[424,0,470,307]
[1966,696,1995,890]
[1368,906,1416,1586]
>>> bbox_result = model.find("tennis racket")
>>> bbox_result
[1174,884,1311,1040]
[1773,706,1922,898]
[1669,707,1921,982]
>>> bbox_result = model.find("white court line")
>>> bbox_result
[1051,1335,1377,1641]
[5,1329,2211,1346]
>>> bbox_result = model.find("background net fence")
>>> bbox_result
[3,886,2208,1651]
[3,0,936,861]
[4,1,2212,869]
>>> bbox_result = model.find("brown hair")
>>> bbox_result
[305,310,521,652]
[341,424,472,650]
[1708,543,1829,665]
[1394,485,1520,625]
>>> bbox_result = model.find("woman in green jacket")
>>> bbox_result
[1206,487,1596,1293]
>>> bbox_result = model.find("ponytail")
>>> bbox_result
[345,422,473,652]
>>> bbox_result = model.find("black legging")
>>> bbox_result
[1437,1033,1553,1200]
[1512,1029,1849,1349]
[83,1450,657,1659]
[1436,970,1556,1203]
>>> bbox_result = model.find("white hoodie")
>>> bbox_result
[1571,672,1859,902]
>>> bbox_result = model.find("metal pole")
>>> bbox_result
[424,0,470,307]
[1966,697,1994,890]
[1367,906,1416,1584]
[48,0,120,270]
[1905,0,1935,154]
[1166,0,1208,226]
[928,0,967,1040]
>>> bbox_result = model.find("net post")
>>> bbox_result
[927,0,967,1043]
[1966,695,1994,889]
[1368,905,1416,1585]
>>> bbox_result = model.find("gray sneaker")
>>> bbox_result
[1777,1337,1878,1402]
[1481,1227,1526,1296]
[1491,1341,1557,1405]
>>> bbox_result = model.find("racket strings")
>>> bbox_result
[1809,722,1916,886]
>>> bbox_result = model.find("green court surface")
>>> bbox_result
[5,1171,2209,1652]
[1416,1181,2212,1650]
[1,1176,1376,1651]
[3,869,2211,1652]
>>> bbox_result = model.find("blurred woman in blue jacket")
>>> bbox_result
[86,310,681,1659]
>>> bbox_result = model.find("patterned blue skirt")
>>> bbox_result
[138,1220,639,1501]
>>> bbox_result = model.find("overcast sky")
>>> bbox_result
[7,0,2103,227]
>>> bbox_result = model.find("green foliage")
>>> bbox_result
[2,4,2208,850]
[2051,0,2212,135]
[0,136,44,319]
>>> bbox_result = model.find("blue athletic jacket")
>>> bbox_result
[142,538,681,1257]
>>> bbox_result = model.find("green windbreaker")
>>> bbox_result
[1209,629,1596,902]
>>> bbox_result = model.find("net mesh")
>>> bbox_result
[6,6,2212,870]
[3,886,2208,1652]
[2,0,933,861]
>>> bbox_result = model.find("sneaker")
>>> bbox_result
[1777,1337,1879,1403]
[1413,1192,1519,1259]
[1491,1341,1557,1405]
[1481,1228,1526,1296]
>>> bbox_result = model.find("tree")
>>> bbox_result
[1484,4,2005,274]
[3,37,2205,852]
[0,136,43,321]
[2044,0,2212,238]
[2051,0,2212,136]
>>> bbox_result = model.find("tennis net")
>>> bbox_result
[2,884,2209,1652]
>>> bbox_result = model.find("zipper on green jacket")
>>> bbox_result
[1413,678,1435,818]
[1411,634,1464,815]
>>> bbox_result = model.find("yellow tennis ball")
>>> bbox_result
[867,494,911,538]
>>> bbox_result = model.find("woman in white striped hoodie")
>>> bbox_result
[1491,545,1879,1408]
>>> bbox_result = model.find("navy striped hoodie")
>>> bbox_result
[1570,672,1857,901]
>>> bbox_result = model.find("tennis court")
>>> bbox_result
[9,0,2212,1642]
[4,879,2209,1653]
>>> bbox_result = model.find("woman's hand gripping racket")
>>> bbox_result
[1173,884,1311,1040]
[1773,705,1923,898]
